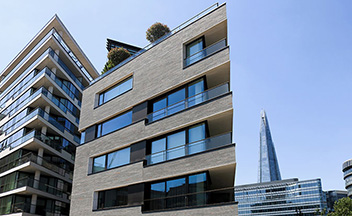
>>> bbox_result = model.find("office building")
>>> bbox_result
[325,190,347,212]
[235,178,327,215]
[343,159,352,198]
[71,3,237,215]
[0,15,98,215]
[258,110,281,183]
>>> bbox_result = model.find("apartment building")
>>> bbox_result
[0,15,99,215]
[71,3,237,216]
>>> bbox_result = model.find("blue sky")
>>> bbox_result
[0,1,351,191]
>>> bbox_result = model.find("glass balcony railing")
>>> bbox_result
[0,29,55,88]
[0,202,69,216]
[91,3,220,85]
[147,82,229,123]
[184,38,227,67]
[52,29,93,81]
[143,187,234,212]
[0,176,70,199]
[0,152,73,180]
[0,129,76,160]
[0,85,79,125]
[0,27,91,92]
[48,49,85,90]
[146,132,232,165]
[44,67,82,107]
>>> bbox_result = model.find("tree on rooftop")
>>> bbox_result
[146,22,171,43]
[102,47,131,74]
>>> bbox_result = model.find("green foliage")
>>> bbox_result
[146,22,171,43]
[102,47,131,74]
[328,197,352,216]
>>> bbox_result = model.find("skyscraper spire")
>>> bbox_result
[258,110,282,183]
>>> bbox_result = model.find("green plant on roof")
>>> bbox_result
[102,47,131,74]
[146,22,171,43]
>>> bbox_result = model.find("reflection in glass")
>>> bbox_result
[186,38,205,65]
[167,89,185,115]
[167,131,185,160]
[107,147,130,169]
[101,111,132,136]
[93,155,106,173]
[151,138,166,164]
[188,123,206,154]
[166,178,186,208]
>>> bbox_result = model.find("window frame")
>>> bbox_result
[149,77,207,113]
[91,146,131,174]
[97,76,133,106]
[147,121,209,157]
[185,36,206,59]
[96,110,133,138]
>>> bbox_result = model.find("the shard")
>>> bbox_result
[258,110,282,183]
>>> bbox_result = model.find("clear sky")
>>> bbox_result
[0,0,351,191]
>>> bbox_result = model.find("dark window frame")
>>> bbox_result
[92,146,131,174]
[146,121,209,156]
[96,110,133,138]
[145,171,211,210]
[148,76,207,114]
[185,36,206,59]
[98,76,133,106]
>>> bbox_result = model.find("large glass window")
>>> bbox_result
[97,187,128,209]
[151,78,205,121]
[98,77,133,106]
[97,111,132,138]
[147,172,208,211]
[92,147,131,173]
[185,37,205,65]
[149,123,206,164]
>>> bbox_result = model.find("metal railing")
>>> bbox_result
[146,132,232,165]
[0,152,73,180]
[91,3,220,85]
[143,186,234,212]
[147,82,229,123]
[184,38,227,66]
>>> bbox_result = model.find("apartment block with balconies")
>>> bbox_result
[0,15,99,215]
[72,3,237,216]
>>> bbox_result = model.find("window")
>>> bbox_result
[92,147,131,173]
[150,78,205,121]
[149,123,206,164]
[97,111,132,138]
[147,172,207,211]
[98,187,128,209]
[98,77,133,106]
[185,37,205,65]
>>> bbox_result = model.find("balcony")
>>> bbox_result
[147,82,229,123]
[0,152,73,180]
[146,132,232,165]
[184,38,227,67]
[0,129,76,160]
[0,201,69,215]
[143,187,235,212]
[0,176,70,200]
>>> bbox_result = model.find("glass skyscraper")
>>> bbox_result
[258,110,281,183]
